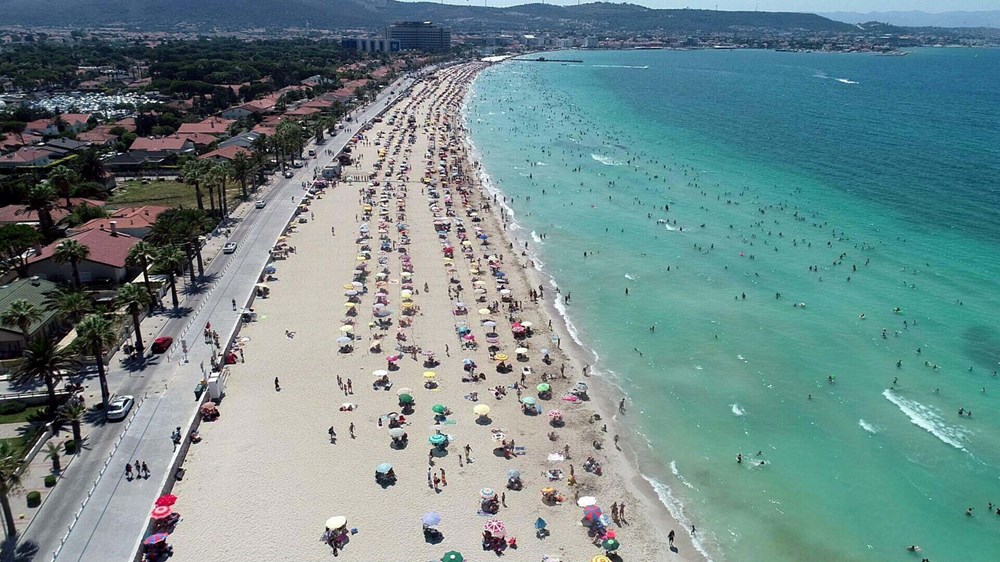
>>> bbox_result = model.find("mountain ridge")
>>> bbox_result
[821,10,1000,29]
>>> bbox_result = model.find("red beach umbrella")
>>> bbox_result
[150,505,173,520]
[583,505,603,521]
[155,494,177,507]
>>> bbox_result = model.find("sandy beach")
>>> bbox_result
[166,62,697,562]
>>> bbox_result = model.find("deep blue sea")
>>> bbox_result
[465,48,1000,561]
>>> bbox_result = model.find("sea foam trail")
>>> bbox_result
[591,154,623,166]
[858,419,879,434]
[643,474,716,561]
[730,403,746,416]
[882,390,969,451]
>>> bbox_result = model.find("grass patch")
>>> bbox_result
[0,434,33,458]
[109,179,243,210]
[0,405,49,425]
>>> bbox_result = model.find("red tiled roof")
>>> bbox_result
[74,206,168,234]
[114,118,137,132]
[177,118,234,136]
[199,145,251,161]
[78,129,117,144]
[181,132,219,147]
[251,125,277,136]
[30,227,139,269]
[0,147,58,164]
[129,136,192,152]
[60,113,93,126]
[285,106,319,117]
[0,198,105,225]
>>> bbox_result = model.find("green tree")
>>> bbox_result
[15,336,77,413]
[24,183,58,241]
[149,208,214,280]
[53,239,90,288]
[154,245,186,310]
[126,241,158,313]
[0,299,42,344]
[43,286,92,324]
[44,442,61,473]
[47,165,77,208]
[229,152,253,200]
[208,163,230,220]
[58,399,86,445]
[0,441,25,539]
[73,314,117,409]
[114,284,148,358]
[181,158,210,213]
[0,224,43,276]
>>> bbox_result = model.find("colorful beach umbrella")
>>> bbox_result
[422,512,442,526]
[521,396,536,406]
[583,505,603,521]
[602,538,621,551]
[143,533,169,545]
[155,494,177,507]
[591,556,612,562]
[484,518,506,537]
[480,487,496,498]
[547,409,564,419]
[441,552,464,562]
[396,387,413,396]
[537,383,551,392]
[150,505,172,520]
[428,434,447,446]
[535,517,547,530]
[494,353,508,362]
[431,404,447,414]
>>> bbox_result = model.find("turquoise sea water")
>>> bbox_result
[465,49,1000,561]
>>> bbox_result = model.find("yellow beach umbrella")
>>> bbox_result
[356,255,367,262]
[494,354,508,362]
[339,325,354,333]
[591,556,612,562]
[478,308,491,315]
[402,302,414,309]
[423,371,437,379]
[344,302,356,308]
[343,284,355,290]
[473,404,491,416]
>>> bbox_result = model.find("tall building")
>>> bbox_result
[386,21,452,52]
[341,37,400,53]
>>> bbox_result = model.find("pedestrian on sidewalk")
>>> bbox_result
[125,462,133,480]
[171,427,181,451]
[232,298,237,311]
[134,460,141,476]
[142,462,150,478]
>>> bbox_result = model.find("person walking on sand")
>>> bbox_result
[619,501,627,524]
[349,423,356,439]
[440,468,447,486]
[668,529,676,548]
[619,397,627,413]
[433,474,441,492]
[328,426,337,443]
[274,377,281,391]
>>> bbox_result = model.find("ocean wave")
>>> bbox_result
[836,78,860,85]
[642,474,716,561]
[858,419,880,434]
[670,461,697,490]
[664,223,678,231]
[530,231,544,244]
[624,273,636,280]
[730,403,746,416]
[591,154,623,166]
[591,64,650,69]
[882,390,969,451]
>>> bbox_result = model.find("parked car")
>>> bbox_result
[106,395,135,421]
[223,242,237,254]
[151,336,173,353]
[283,170,294,178]
[255,200,266,209]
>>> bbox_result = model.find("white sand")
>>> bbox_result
[167,63,696,562]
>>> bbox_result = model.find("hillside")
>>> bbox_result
[822,11,1000,29]
[0,0,856,34]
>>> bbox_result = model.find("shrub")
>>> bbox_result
[44,475,57,488]
[0,401,27,415]
[26,491,41,507]
[63,440,77,454]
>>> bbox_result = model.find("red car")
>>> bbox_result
[151,336,174,354]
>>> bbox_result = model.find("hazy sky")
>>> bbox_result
[411,1,1000,11]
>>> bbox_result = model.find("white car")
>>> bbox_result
[255,200,266,209]
[106,395,134,421]
[223,242,237,254]
[283,170,294,178]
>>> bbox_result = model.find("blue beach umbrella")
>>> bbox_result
[534,517,547,530]
[375,463,393,474]
[422,512,442,526]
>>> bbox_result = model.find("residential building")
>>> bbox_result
[0,277,62,357]
[198,145,251,163]
[129,136,195,155]
[27,224,141,285]
[69,206,168,239]
[342,38,401,53]
[0,198,105,227]
[386,22,451,52]
[176,117,235,137]
[0,146,60,169]
[218,131,262,151]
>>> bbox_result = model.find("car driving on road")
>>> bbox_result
[106,395,134,421]
[223,242,237,254]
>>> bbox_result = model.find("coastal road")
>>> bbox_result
[19,74,418,562]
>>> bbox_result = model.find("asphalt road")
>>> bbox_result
[14,73,419,562]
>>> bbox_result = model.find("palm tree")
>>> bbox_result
[24,183,58,241]
[76,148,107,184]
[43,286,92,324]
[0,442,24,538]
[114,284,149,358]
[47,165,78,208]
[230,152,253,200]
[15,336,76,413]
[58,400,86,445]
[126,241,157,313]
[0,299,42,346]
[155,246,186,310]
[53,239,90,288]
[44,442,61,473]
[74,314,117,409]
[181,158,209,212]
